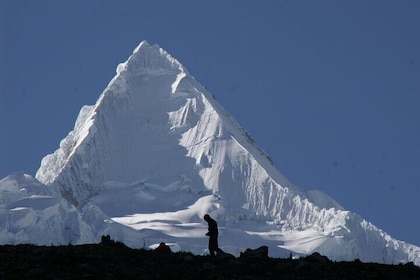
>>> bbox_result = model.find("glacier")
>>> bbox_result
[1,41,419,265]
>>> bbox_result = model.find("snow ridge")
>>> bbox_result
[1,41,419,265]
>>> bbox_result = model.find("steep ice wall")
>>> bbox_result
[35,41,301,211]
[36,42,190,205]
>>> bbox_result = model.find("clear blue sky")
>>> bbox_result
[1,1,419,246]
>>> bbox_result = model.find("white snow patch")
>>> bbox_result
[116,62,127,74]
[171,71,187,93]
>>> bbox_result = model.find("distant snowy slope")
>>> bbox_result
[0,172,144,246]
[0,41,418,265]
[0,172,86,244]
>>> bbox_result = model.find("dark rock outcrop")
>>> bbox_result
[1,244,419,280]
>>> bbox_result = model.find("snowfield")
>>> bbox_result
[1,41,419,265]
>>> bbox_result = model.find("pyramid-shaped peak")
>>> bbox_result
[15,41,420,265]
[36,39,293,209]
[117,41,185,75]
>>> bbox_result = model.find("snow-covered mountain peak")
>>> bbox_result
[35,41,295,210]
[14,41,419,265]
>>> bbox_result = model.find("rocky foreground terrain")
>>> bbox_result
[1,240,419,280]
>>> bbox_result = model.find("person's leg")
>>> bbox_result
[209,236,216,256]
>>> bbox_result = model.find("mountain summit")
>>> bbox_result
[1,41,419,265]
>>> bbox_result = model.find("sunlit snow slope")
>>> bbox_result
[1,41,419,265]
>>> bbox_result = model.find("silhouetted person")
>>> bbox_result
[204,214,223,256]
[155,242,171,253]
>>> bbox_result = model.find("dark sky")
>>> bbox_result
[1,1,419,247]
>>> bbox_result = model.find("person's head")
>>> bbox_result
[203,214,210,221]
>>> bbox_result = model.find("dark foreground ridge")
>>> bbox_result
[1,241,419,280]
